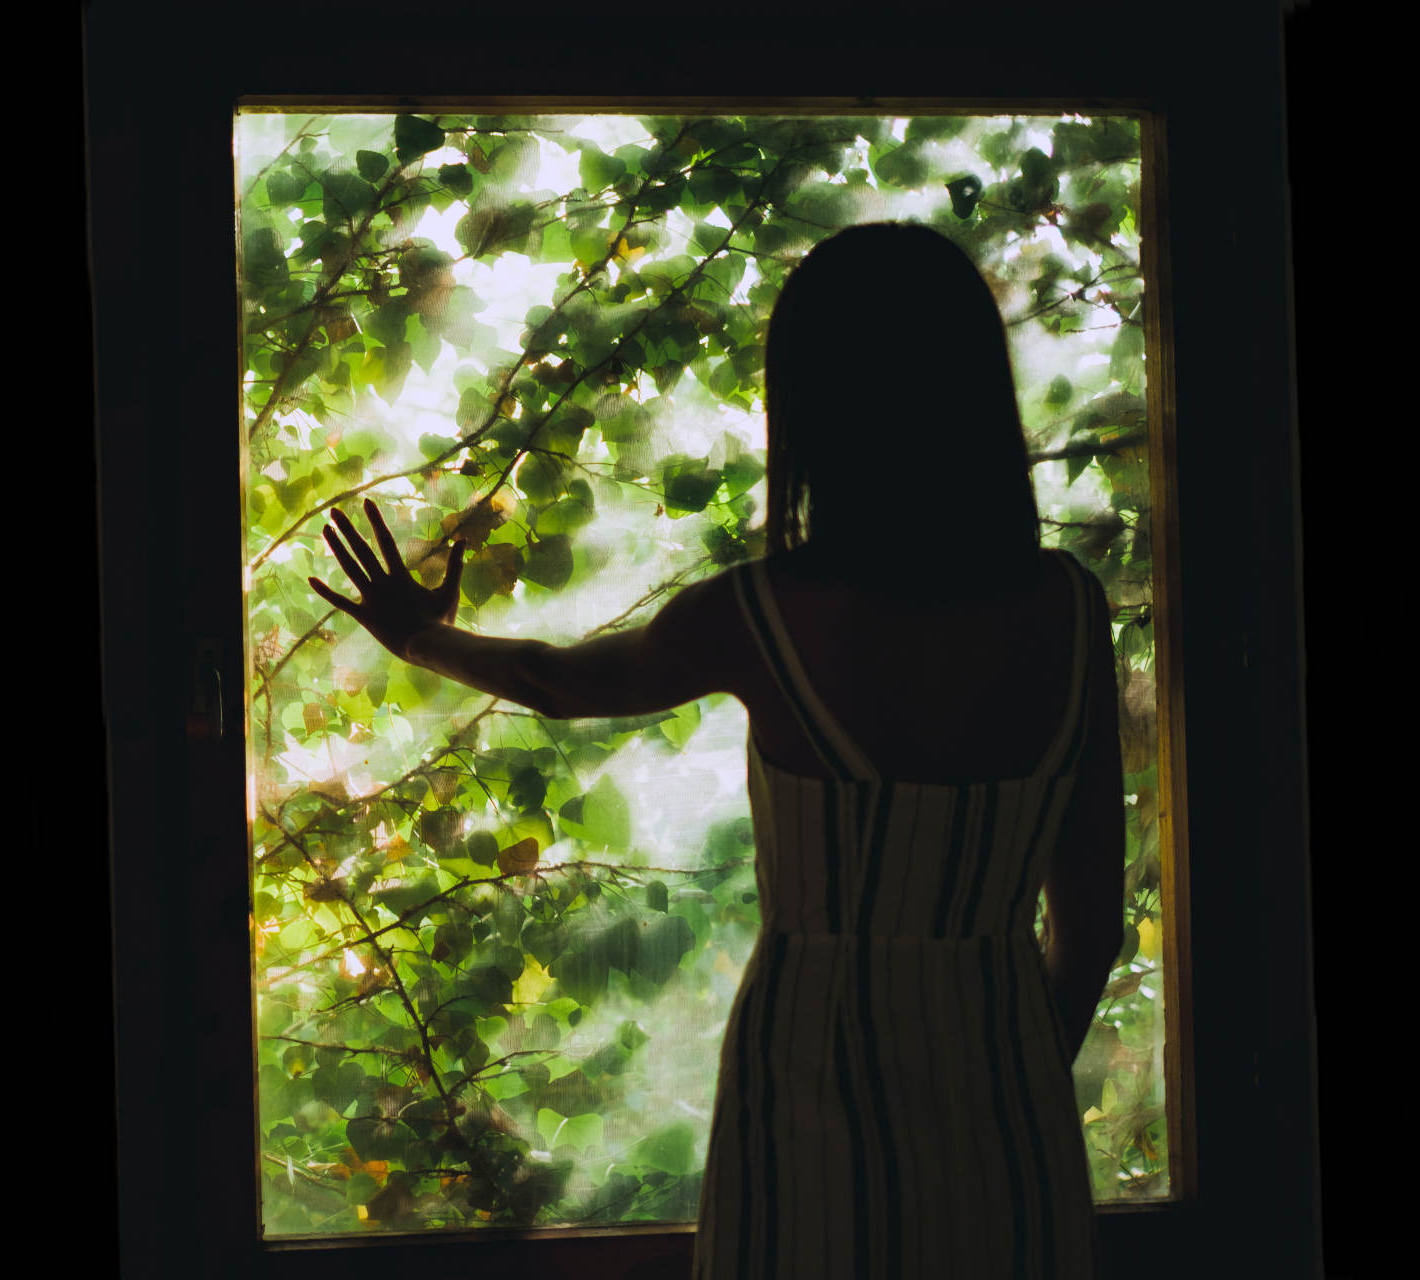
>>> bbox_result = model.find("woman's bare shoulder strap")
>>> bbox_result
[730,558,875,781]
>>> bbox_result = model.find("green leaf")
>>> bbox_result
[537,490,595,536]
[369,340,413,403]
[522,535,574,590]
[645,880,669,913]
[257,998,294,1036]
[461,958,514,1007]
[705,816,754,865]
[1045,375,1073,408]
[346,1172,379,1205]
[721,453,764,498]
[242,226,289,287]
[265,169,308,204]
[579,147,626,191]
[1052,118,1139,168]
[432,921,475,965]
[355,150,389,182]
[346,1115,412,1162]
[661,456,722,515]
[319,171,378,224]
[521,919,564,967]
[979,128,1021,170]
[328,116,388,156]
[508,765,547,809]
[580,774,631,848]
[550,943,609,1005]
[456,201,536,258]
[687,165,741,206]
[417,439,460,475]
[617,1019,649,1051]
[408,312,442,375]
[1005,147,1060,213]
[905,115,966,142]
[1109,323,1146,385]
[659,698,702,748]
[367,300,409,349]
[515,453,569,504]
[537,1106,567,1148]
[873,141,930,188]
[570,225,616,266]
[633,1123,695,1175]
[370,872,441,921]
[438,162,474,196]
[554,1111,604,1154]
[494,896,524,947]
[634,914,693,982]
[394,114,446,164]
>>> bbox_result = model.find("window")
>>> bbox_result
[237,104,1176,1240]
[94,9,1322,1276]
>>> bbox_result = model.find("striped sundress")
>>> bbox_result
[691,549,1102,1279]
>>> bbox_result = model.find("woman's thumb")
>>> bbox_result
[442,540,467,599]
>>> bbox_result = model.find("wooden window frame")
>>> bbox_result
[89,2,1318,1276]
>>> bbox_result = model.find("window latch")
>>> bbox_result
[188,637,224,742]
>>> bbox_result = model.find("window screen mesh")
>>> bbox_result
[237,109,1163,1237]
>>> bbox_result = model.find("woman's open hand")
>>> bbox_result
[308,498,467,661]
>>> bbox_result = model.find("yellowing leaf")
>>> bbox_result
[442,495,506,551]
[1082,1105,1106,1124]
[614,237,645,263]
[474,543,521,596]
[498,394,518,417]
[512,955,553,1005]
[303,876,347,902]
[497,836,540,876]
[1137,917,1162,962]
[339,1148,388,1185]
[381,834,412,865]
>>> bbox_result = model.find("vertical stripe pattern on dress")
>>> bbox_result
[693,551,1102,1279]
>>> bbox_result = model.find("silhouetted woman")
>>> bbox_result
[312,221,1123,1278]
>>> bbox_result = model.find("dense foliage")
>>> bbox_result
[238,109,1164,1237]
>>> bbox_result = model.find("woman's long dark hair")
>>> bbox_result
[763,221,1041,596]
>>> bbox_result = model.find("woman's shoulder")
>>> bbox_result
[641,559,758,689]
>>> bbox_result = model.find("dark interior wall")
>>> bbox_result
[84,2,1325,1275]
[1283,7,1349,1277]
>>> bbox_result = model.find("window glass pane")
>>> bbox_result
[238,108,1162,1238]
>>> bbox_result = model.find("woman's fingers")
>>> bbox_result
[329,507,384,580]
[440,540,467,609]
[362,498,408,578]
[309,575,363,619]
[323,523,371,593]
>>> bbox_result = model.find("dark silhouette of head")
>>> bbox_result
[763,221,1041,595]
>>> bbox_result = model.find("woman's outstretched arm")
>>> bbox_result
[309,499,732,720]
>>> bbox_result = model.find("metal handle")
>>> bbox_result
[188,638,224,742]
